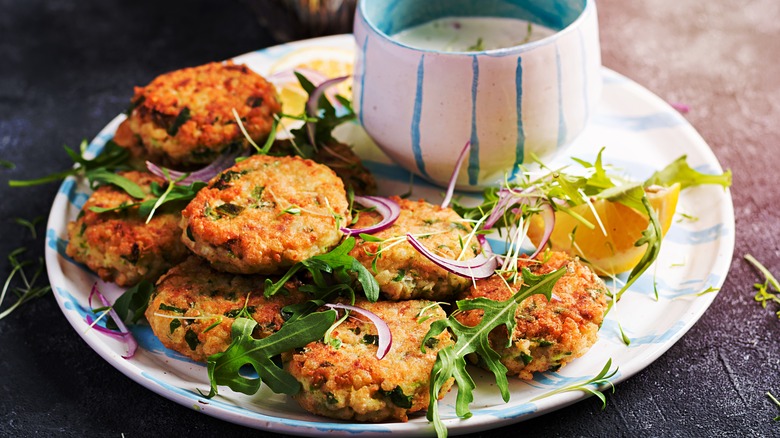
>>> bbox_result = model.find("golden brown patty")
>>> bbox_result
[284,299,454,422]
[455,251,608,379]
[127,61,280,168]
[272,139,377,195]
[181,154,350,274]
[112,119,147,168]
[350,197,479,301]
[65,170,189,287]
[146,257,307,363]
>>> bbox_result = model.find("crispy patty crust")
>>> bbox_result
[271,139,377,195]
[350,197,479,301]
[181,154,350,274]
[65,171,189,287]
[455,251,608,379]
[127,61,280,168]
[146,257,307,362]
[284,299,454,422]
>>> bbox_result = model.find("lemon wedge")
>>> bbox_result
[270,46,354,98]
[527,183,681,275]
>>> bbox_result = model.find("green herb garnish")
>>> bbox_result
[0,247,51,321]
[531,358,619,409]
[203,310,337,398]
[289,72,355,153]
[744,254,780,319]
[767,391,780,421]
[9,140,130,187]
[423,267,565,437]
[466,37,485,52]
[264,237,379,302]
[13,217,43,239]
[112,280,155,325]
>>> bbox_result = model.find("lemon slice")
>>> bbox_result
[527,183,681,275]
[270,47,354,97]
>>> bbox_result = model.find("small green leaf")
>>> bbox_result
[113,280,154,324]
[644,155,732,190]
[424,267,566,435]
[87,169,146,199]
[265,237,380,302]
[204,310,337,398]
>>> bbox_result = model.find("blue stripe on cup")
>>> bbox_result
[513,56,526,179]
[411,54,429,178]
[468,55,481,185]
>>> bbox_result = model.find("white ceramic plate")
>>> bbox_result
[46,35,734,437]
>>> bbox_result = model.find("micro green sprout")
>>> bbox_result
[744,254,780,319]
[531,358,619,409]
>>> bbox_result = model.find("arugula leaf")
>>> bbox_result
[289,72,356,153]
[595,181,645,214]
[615,195,662,300]
[423,267,565,437]
[264,237,380,302]
[9,140,130,187]
[204,310,337,397]
[89,180,207,220]
[643,155,732,190]
[87,168,146,199]
[112,280,155,325]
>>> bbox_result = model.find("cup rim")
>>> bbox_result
[357,0,594,56]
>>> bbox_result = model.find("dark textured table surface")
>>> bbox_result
[1,0,778,436]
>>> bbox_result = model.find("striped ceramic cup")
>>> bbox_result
[353,0,601,190]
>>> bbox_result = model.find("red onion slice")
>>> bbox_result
[527,202,555,260]
[146,147,246,185]
[85,315,131,339]
[340,195,400,236]
[406,233,498,279]
[88,283,138,359]
[324,303,392,359]
[441,141,471,209]
[305,75,350,147]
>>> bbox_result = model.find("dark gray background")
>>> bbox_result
[1,0,778,436]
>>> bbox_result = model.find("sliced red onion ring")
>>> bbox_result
[480,186,554,260]
[146,147,246,185]
[483,187,535,230]
[406,233,498,279]
[324,303,392,359]
[340,195,400,236]
[85,314,131,339]
[527,202,555,260]
[305,75,350,147]
[441,141,471,209]
[88,283,138,359]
